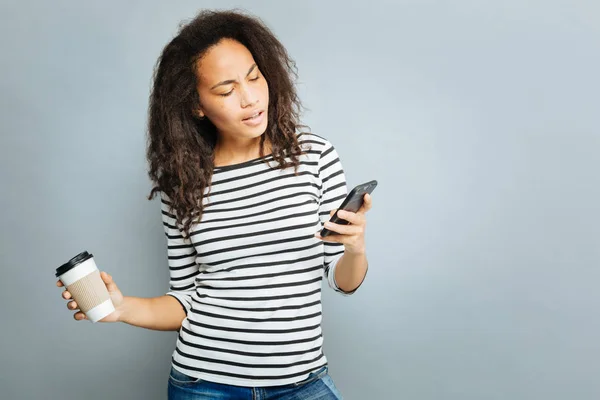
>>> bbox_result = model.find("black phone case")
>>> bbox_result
[319,180,378,237]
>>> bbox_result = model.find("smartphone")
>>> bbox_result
[319,180,378,237]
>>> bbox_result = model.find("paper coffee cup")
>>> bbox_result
[55,251,115,323]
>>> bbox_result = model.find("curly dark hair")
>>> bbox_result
[146,9,309,237]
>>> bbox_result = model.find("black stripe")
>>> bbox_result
[202,191,318,214]
[171,355,326,380]
[198,198,317,225]
[198,276,322,291]
[177,333,322,358]
[322,194,346,205]
[198,264,323,282]
[163,221,178,230]
[214,155,276,172]
[190,209,317,237]
[300,139,326,146]
[171,270,200,282]
[162,209,177,220]
[190,309,322,323]
[169,261,198,271]
[201,241,322,268]
[196,287,321,302]
[322,181,346,196]
[197,234,315,258]
[170,282,195,291]
[321,169,344,185]
[181,325,322,346]
[191,298,321,313]
[211,160,319,187]
[168,251,196,260]
[306,133,327,143]
[195,220,319,246]
[175,347,323,370]
[320,145,334,160]
[210,139,320,174]
[168,199,317,224]
[202,248,322,274]
[209,171,318,197]
[205,182,320,208]
[188,320,321,334]
[168,243,194,250]
[319,157,340,174]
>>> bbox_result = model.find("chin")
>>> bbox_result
[244,122,269,138]
[236,128,263,140]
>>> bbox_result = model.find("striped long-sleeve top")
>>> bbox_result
[161,133,361,387]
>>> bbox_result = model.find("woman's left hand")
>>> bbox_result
[315,193,373,255]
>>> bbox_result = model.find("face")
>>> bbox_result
[194,39,269,141]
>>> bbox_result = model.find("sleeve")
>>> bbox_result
[317,141,357,296]
[160,193,200,315]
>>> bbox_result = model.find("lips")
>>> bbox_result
[241,109,266,127]
[242,110,264,121]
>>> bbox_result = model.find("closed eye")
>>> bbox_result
[219,75,260,97]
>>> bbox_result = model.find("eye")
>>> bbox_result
[250,76,260,81]
[219,90,234,97]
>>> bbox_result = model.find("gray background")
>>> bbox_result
[1,0,599,399]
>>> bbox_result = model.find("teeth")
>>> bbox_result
[244,111,261,121]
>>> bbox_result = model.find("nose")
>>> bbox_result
[240,83,258,108]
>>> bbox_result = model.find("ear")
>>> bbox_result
[193,108,206,119]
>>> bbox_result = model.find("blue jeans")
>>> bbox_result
[167,365,343,399]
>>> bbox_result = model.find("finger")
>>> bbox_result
[67,300,78,310]
[101,271,117,291]
[314,233,344,243]
[74,312,86,321]
[357,193,372,214]
[323,221,363,236]
[336,209,365,226]
[329,209,337,217]
[56,280,64,287]
[62,291,72,300]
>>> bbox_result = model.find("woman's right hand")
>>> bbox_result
[56,271,124,322]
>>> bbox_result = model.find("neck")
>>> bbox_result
[213,135,271,166]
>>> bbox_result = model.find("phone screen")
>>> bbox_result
[319,180,377,237]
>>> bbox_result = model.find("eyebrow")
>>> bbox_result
[210,64,258,90]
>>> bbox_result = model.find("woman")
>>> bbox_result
[57,9,372,399]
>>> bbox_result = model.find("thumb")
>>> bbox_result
[100,271,118,291]
[329,209,337,217]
